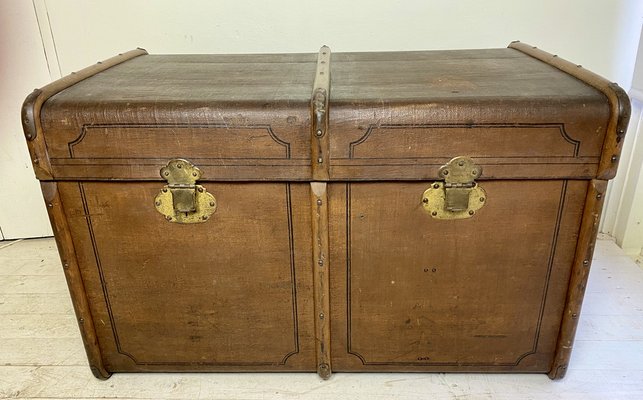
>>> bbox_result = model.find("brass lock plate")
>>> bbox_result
[422,157,486,219]
[154,159,217,223]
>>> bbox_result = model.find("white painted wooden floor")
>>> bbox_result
[0,237,642,400]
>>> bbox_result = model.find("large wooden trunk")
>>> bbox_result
[22,42,630,380]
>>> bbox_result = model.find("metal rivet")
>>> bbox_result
[316,129,323,137]
[177,163,182,168]
[479,197,485,202]
[317,199,322,206]
[577,64,582,68]
[458,161,464,166]
[162,188,168,193]
[202,215,208,220]
[317,157,323,163]
[198,187,204,192]
[192,172,197,177]
[433,183,440,189]
[63,262,69,269]
[571,313,578,319]
[33,158,39,164]
[442,170,449,175]
[596,193,602,199]
[166,216,172,221]
[611,155,618,162]
[424,268,429,272]
[318,259,324,266]
[583,260,589,266]
[164,171,170,176]
[432,268,437,272]
[468,210,475,215]
[78,318,84,324]
[422,198,429,204]
[471,170,477,175]
[47,203,53,207]
[553,55,558,58]
[209,201,215,207]
[431,211,437,216]
[618,129,625,134]
[155,201,161,206]
[319,313,324,319]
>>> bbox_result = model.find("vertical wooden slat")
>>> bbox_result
[310,182,332,379]
[40,181,111,379]
[310,46,332,378]
[311,46,331,181]
[549,179,608,379]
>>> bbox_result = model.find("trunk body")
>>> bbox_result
[22,43,630,379]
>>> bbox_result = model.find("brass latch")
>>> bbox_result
[422,157,486,219]
[154,159,217,223]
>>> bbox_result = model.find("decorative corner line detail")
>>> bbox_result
[348,123,580,159]
[68,123,291,159]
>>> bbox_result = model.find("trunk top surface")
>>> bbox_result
[31,47,619,182]
[47,53,318,106]
[46,49,603,110]
[331,48,603,103]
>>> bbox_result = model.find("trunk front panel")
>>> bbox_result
[58,182,315,371]
[329,180,586,371]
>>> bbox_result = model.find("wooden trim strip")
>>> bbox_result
[548,179,607,380]
[21,48,148,180]
[508,41,631,180]
[310,182,332,379]
[41,182,111,380]
[311,46,331,181]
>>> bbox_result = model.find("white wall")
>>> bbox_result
[0,1,53,239]
[602,26,643,260]
[39,0,641,86]
[1,0,642,239]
